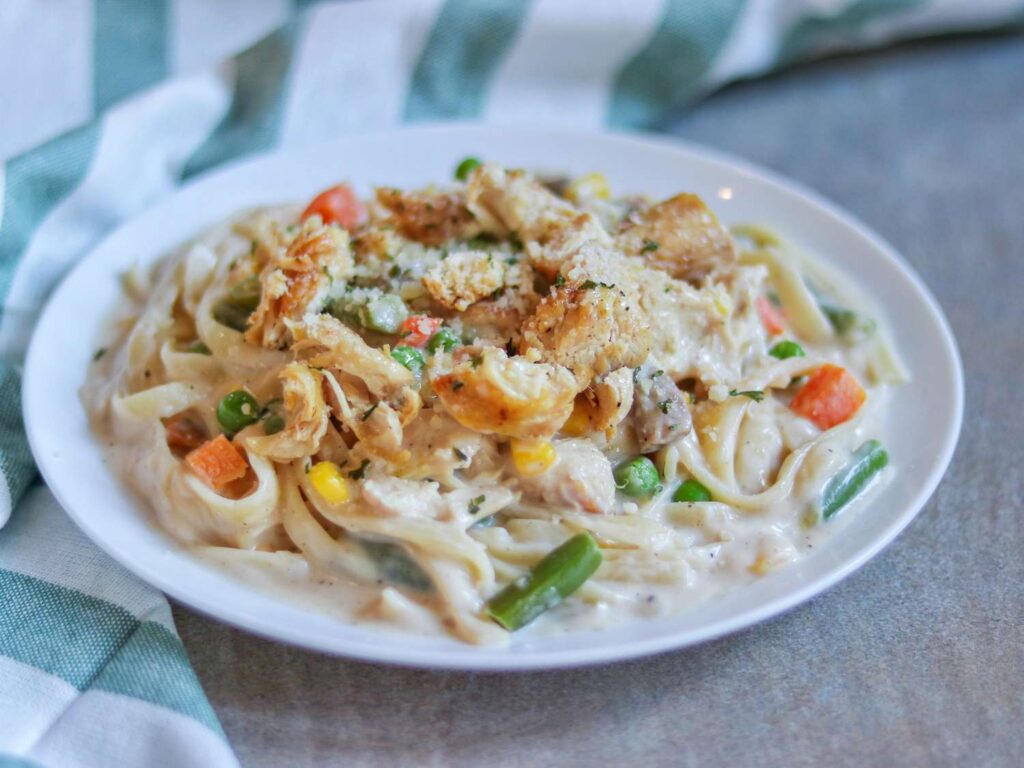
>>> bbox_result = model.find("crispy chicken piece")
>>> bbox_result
[246,220,352,349]
[457,261,540,344]
[525,212,610,280]
[465,164,579,243]
[617,193,735,283]
[243,363,329,461]
[422,250,504,311]
[520,244,651,388]
[515,439,616,514]
[431,346,577,440]
[374,187,474,245]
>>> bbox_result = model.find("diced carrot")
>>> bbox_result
[184,435,249,488]
[164,414,208,455]
[790,364,866,430]
[756,296,785,336]
[301,184,364,230]
[399,315,443,347]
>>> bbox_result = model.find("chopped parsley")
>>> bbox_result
[652,369,664,378]
[453,447,468,462]
[641,239,659,253]
[490,286,506,300]
[470,356,483,369]
[388,264,401,278]
[468,495,486,516]
[92,348,107,361]
[580,280,615,290]
[452,380,464,391]
[658,400,672,414]
[505,256,519,266]
[348,459,371,480]
[632,366,641,383]
[361,403,379,421]
[729,389,765,402]
[554,274,566,287]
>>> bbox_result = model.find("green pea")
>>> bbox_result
[455,156,482,182]
[614,457,661,498]
[391,345,425,375]
[426,327,460,353]
[260,398,286,435]
[672,479,712,503]
[216,390,260,433]
[360,294,408,334]
[769,340,805,360]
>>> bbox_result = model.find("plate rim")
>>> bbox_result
[22,123,964,670]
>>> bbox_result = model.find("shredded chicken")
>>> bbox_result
[243,363,329,461]
[292,314,420,424]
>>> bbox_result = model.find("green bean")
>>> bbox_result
[225,276,261,311]
[821,303,876,344]
[455,156,482,182]
[391,345,424,375]
[614,457,662,498]
[672,479,712,503]
[360,294,408,334]
[426,327,460,353]
[360,539,433,592]
[820,439,889,520]
[260,398,286,435]
[769,340,805,360]
[216,390,260,433]
[486,532,603,631]
[212,276,261,331]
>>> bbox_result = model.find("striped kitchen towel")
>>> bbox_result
[1,1,1021,765]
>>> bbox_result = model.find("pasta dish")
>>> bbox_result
[84,160,905,644]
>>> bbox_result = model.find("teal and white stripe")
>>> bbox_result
[1,1,1022,764]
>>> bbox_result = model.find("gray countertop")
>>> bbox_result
[173,31,1024,768]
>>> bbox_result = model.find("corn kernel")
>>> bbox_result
[566,172,610,203]
[510,439,557,477]
[309,461,350,504]
[560,399,593,437]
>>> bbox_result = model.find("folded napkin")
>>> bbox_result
[1,1,1020,765]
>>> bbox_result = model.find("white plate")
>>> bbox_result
[23,125,963,670]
